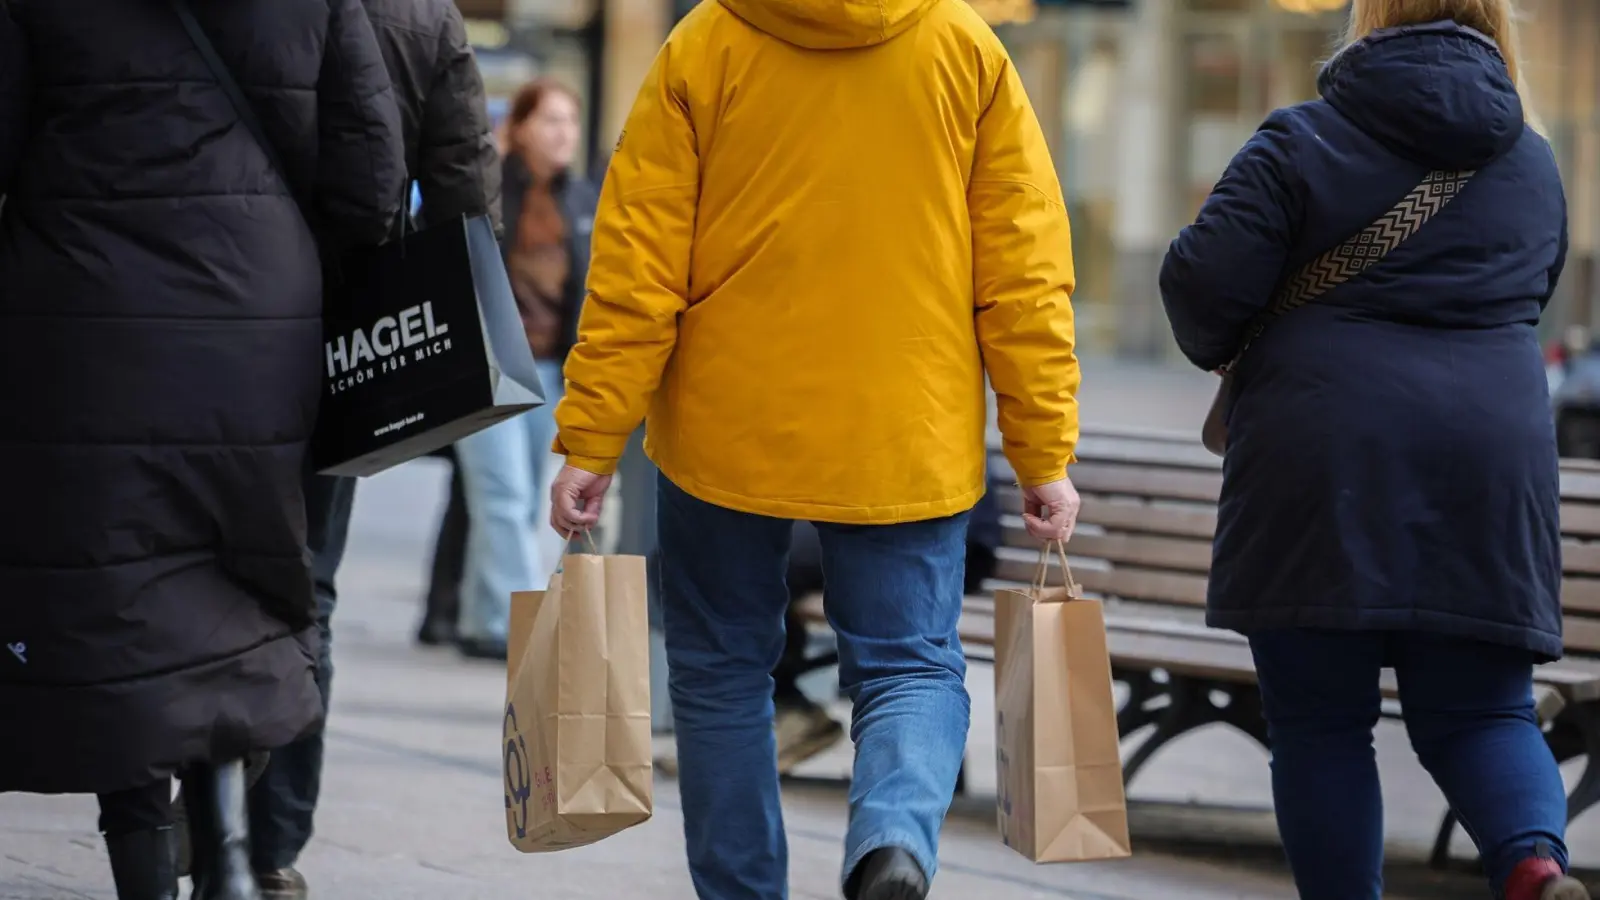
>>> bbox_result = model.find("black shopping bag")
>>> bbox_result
[311,213,544,476]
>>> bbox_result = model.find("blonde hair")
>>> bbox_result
[1345,0,1538,125]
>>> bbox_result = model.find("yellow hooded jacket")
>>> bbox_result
[553,0,1080,524]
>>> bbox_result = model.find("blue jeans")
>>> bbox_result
[658,475,970,899]
[248,469,356,870]
[1249,629,1569,899]
[455,359,566,642]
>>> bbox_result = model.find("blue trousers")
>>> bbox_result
[1249,629,1569,899]
[455,359,567,643]
[658,476,971,899]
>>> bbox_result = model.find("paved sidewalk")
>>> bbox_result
[1,359,1590,898]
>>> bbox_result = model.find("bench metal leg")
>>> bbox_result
[1120,678,1269,787]
[1429,810,1459,870]
[1122,679,1207,785]
[1431,700,1600,870]
[1561,702,1600,823]
[1116,671,1166,738]
[1214,683,1270,750]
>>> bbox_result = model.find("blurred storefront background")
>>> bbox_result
[454,0,1600,359]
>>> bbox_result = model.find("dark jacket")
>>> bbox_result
[363,0,502,234]
[1160,22,1566,660]
[502,155,600,359]
[0,0,405,793]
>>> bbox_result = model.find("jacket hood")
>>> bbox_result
[1318,20,1524,170]
[718,0,940,50]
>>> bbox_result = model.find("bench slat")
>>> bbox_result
[1562,542,1600,576]
[994,548,1209,608]
[1001,520,1212,573]
[1075,497,1220,540]
[1073,436,1222,472]
[1068,462,1223,504]
[794,591,1600,702]
[1564,503,1600,540]
[1561,469,1600,502]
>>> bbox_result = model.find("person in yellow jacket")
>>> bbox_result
[548,0,1081,893]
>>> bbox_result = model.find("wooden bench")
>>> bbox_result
[795,426,1600,869]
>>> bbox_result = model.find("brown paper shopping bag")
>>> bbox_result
[502,551,653,852]
[994,540,1131,863]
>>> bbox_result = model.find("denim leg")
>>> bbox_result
[815,512,971,892]
[248,472,354,870]
[1247,629,1385,900]
[657,475,793,900]
[455,415,539,643]
[1392,633,1569,892]
[527,359,567,569]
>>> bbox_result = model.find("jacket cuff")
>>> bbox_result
[552,437,620,477]
[1011,452,1076,489]
[567,455,620,476]
[1016,470,1066,489]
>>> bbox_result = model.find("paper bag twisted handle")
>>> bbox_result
[554,528,601,575]
[560,528,601,552]
[1031,540,1080,599]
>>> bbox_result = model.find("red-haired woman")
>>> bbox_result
[453,79,599,659]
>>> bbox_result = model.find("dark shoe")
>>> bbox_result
[1505,849,1590,900]
[183,760,262,900]
[104,827,178,900]
[415,613,457,646]
[255,867,309,900]
[845,847,928,900]
[458,637,509,661]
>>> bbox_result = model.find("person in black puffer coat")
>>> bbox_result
[0,2,405,899]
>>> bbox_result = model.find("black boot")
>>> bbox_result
[174,751,271,878]
[104,827,178,900]
[182,760,262,900]
[845,847,929,900]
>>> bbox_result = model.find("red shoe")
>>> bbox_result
[1504,856,1589,900]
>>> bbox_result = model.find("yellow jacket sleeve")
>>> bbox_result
[553,45,698,476]
[970,56,1081,487]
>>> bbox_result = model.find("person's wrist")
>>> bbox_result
[564,454,618,477]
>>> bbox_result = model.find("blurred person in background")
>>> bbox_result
[1160,1,1583,899]
[545,0,1083,895]
[238,1,501,897]
[0,2,403,899]
[415,99,516,649]
[452,79,599,660]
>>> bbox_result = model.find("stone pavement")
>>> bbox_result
[2,359,1592,898]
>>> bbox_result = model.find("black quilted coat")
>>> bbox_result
[0,0,405,793]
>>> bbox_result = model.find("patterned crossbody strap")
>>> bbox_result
[1222,168,1476,373]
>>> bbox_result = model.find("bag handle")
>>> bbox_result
[1221,168,1475,373]
[1030,540,1079,599]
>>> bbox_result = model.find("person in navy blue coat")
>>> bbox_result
[1160,3,1583,899]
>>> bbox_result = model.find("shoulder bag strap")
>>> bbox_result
[1223,168,1476,372]
[166,0,315,229]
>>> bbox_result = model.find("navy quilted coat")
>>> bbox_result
[0,0,405,793]
[1160,22,1567,660]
